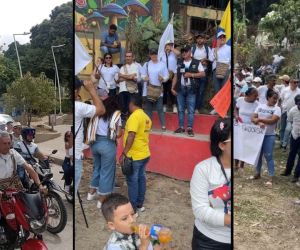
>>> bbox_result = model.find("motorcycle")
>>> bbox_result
[0,187,48,250]
[22,149,68,235]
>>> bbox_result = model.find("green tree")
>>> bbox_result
[0,55,18,95]
[4,73,55,126]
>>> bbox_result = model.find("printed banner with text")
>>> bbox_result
[234,122,266,165]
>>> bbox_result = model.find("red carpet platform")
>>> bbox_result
[83,113,218,181]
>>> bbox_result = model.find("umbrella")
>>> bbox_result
[123,0,150,16]
[86,11,105,32]
[100,3,128,25]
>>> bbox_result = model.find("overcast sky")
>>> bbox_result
[0,0,71,50]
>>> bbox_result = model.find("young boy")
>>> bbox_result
[102,193,160,250]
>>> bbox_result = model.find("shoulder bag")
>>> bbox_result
[146,62,163,102]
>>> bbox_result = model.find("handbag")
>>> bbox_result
[145,62,163,102]
[215,48,229,79]
[121,155,133,176]
[124,65,138,94]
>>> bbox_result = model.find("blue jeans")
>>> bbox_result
[195,77,208,110]
[177,85,196,128]
[90,136,116,195]
[126,157,150,211]
[75,158,83,194]
[212,69,230,94]
[100,46,125,64]
[256,135,276,177]
[285,136,300,178]
[282,121,292,147]
[144,97,166,127]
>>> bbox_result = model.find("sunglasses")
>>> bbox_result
[105,57,112,59]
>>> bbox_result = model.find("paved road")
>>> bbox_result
[43,163,73,250]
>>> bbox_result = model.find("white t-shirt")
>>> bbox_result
[119,63,141,93]
[257,85,272,104]
[236,97,259,124]
[0,149,26,179]
[160,51,177,73]
[212,44,231,70]
[234,79,246,98]
[190,157,231,244]
[96,117,122,136]
[12,134,22,149]
[141,61,169,97]
[280,87,300,113]
[97,65,120,90]
[275,84,287,95]
[75,101,96,159]
[254,103,281,135]
[193,45,213,70]
[180,59,205,86]
[16,141,39,160]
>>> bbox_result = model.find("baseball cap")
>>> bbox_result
[279,74,290,81]
[149,48,158,55]
[181,44,191,53]
[217,31,226,38]
[253,77,262,83]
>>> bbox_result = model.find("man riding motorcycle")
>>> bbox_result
[0,130,47,197]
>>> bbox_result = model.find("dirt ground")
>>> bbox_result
[234,146,300,250]
[75,159,194,249]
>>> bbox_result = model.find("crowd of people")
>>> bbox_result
[234,63,300,203]
[75,24,232,249]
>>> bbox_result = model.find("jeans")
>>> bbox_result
[282,121,292,147]
[256,135,276,177]
[192,226,231,250]
[212,69,230,94]
[100,46,125,64]
[90,136,116,195]
[163,79,176,106]
[177,85,196,128]
[62,157,73,186]
[144,97,166,127]
[285,136,300,178]
[195,77,208,110]
[126,157,150,211]
[75,158,83,194]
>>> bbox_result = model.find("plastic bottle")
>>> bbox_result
[131,224,172,244]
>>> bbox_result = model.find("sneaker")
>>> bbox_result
[163,105,167,112]
[174,127,185,133]
[291,177,299,183]
[97,201,102,209]
[210,109,217,115]
[87,192,97,201]
[173,106,178,113]
[137,206,145,212]
[296,182,300,187]
[249,174,261,180]
[162,126,166,132]
[187,128,194,137]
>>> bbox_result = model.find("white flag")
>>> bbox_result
[75,34,92,75]
[158,13,174,60]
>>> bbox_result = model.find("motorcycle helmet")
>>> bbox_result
[21,127,36,141]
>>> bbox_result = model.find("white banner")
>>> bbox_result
[75,34,92,75]
[234,122,266,165]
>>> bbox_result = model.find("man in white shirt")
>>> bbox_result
[0,131,46,193]
[279,79,300,149]
[257,74,277,104]
[192,33,214,113]
[171,45,205,137]
[281,94,300,183]
[141,48,169,131]
[160,41,180,113]
[276,74,290,94]
[118,51,141,127]
[75,77,105,193]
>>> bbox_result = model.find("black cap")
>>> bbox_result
[195,33,206,39]
[149,48,158,55]
[181,44,191,53]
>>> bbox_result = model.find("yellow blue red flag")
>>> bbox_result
[217,1,231,46]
